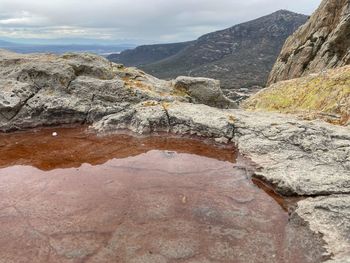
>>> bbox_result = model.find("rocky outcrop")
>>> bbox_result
[267,0,350,85]
[243,65,350,125]
[0,49,236,131]
[1,50,349,261]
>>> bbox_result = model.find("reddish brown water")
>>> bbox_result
[0,127,321,263]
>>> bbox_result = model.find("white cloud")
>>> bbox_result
[0,11,48,26]
[0,0,322,43]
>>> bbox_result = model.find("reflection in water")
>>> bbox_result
[0,126,321,263]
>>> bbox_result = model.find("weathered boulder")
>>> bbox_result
[173,76,237,109]
[267,0,350,85]
[0,50,234,131]
[60,53,116,80]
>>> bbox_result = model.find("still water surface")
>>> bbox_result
[0,127,319,262]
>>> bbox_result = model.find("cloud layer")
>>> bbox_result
[0,0,321,44]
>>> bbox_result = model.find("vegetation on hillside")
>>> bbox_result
[242,66,350,125]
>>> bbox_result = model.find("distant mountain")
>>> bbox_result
[108,10,308,100]
[0,40,16,47]
[108,41,194,66]
[0,40,135,56]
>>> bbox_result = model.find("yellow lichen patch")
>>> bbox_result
[142,101,159,107]
[171,85,189,97]
[122,76,153,92]
[228,115,236,123]
[242,66,350,125]
[134,80,152,91]
[161,102,171,110]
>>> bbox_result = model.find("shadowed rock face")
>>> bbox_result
[267,0,350,85]
[0,127,326,263]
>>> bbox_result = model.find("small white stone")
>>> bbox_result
[52,132,58,137]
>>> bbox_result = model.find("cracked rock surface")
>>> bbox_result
[94,102,350,196]
[294,195,350,261]
[0,50,349,261]
[0,49,236,131]
[93,101,350,261]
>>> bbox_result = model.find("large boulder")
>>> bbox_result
[173,76,238,109]
[267,0,350,85]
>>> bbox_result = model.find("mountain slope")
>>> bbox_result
[108,41,193,66]
[243,65,350,125]
[108,10,308,98]
[267,0,350,85]
[242,0,350,125]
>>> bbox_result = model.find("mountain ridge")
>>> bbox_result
[108,10,308,100]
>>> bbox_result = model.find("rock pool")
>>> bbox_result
[0,126,325,262]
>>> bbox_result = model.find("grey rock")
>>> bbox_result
[0,50,235,131]
[93,101,235,141]
[325,258,350,263]
[294,195,350,262]
[232,110,350,196]
[166,102,235,138]
[60,52,115,80]
[173,76,237,109]
[268,0,350,85]
[0,79,37,122]
[94,103,350,197]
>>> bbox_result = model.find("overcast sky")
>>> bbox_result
[0,0,321,44]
